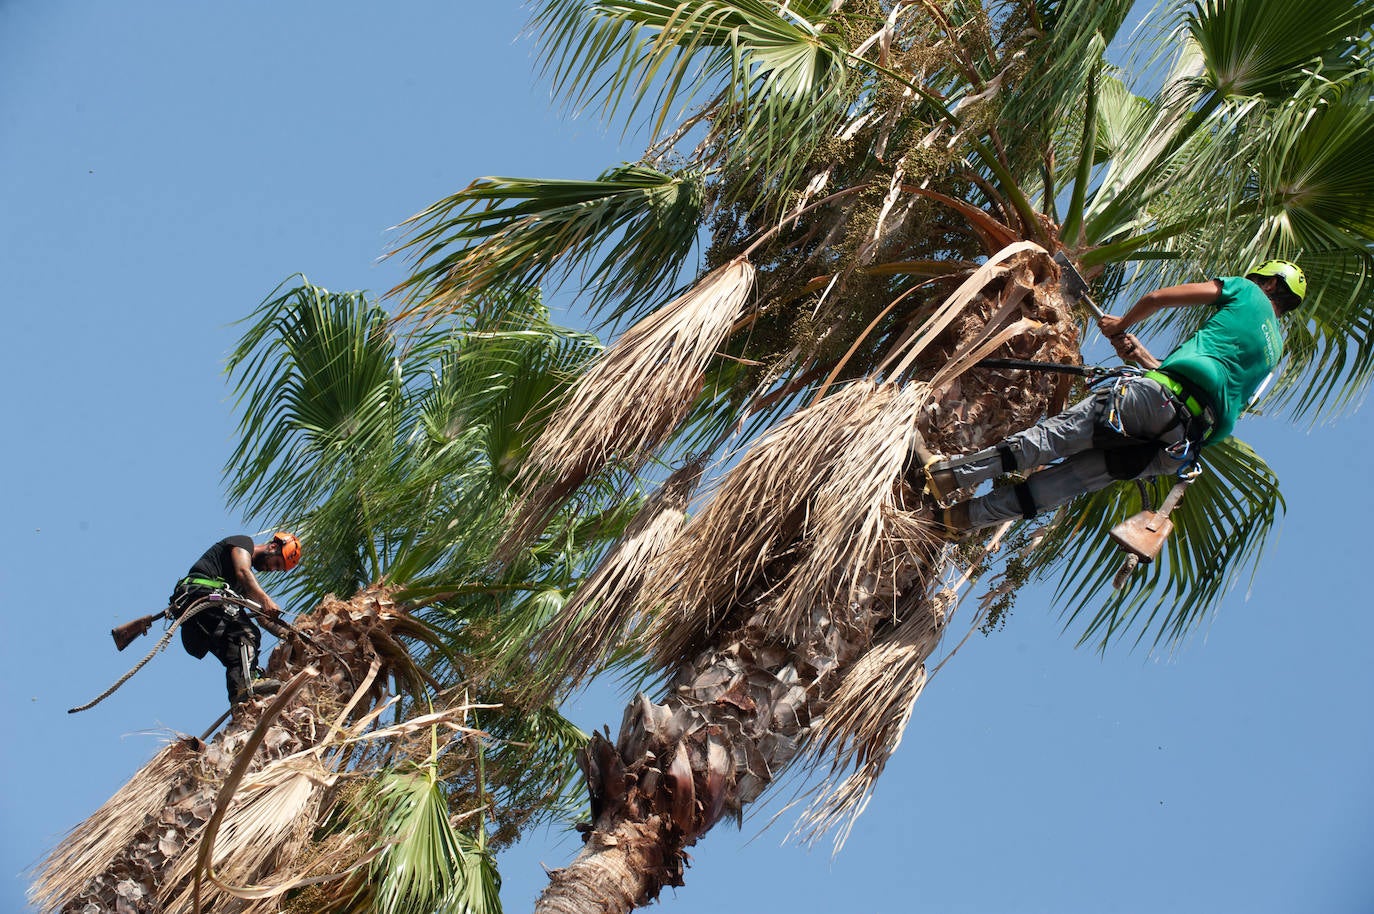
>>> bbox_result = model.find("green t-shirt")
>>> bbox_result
[1158,276,1282,443]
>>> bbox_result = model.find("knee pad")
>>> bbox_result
[1013,481,1037,519]
[1103,442,1162,480]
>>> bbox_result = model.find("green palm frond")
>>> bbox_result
[1034,436,1283,651]
[226,279,406,525]
[1276,248,1374,419]
[1184,0,1373,100]
[356,760,502,914]
[1001,0,1136,168]
[1238,75,1374,418]
[533,0,853,209]
[1091,72,1155,164]
[226,280,619,613]
[482,704,591,829]
[1083,0,1373,246]
[394,165,704,326]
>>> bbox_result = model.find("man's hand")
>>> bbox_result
[1098,314,1129,337]
[1108,332,1160,369]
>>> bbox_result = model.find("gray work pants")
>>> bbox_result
[950,376,1192,529]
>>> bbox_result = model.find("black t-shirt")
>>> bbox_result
[186,535,254,585]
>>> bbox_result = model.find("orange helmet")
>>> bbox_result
[272,532,302,570]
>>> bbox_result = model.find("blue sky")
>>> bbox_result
[2,4,1372,913]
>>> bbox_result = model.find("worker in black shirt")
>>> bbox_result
[169,532,302,705]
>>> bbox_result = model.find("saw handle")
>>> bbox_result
[111,610,167,651]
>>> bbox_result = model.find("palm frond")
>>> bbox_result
[522,457,706,702]
[533,0,854,211]
[162,755,335,913]
[30,741,196,913]
[1184,0,1373,101]
[393,165,704,325]
[225,280,622,614]
[791,587,946,850]
[759,382,932,642]
[482,704,592,831]
[225,278,407,537]
[353,763,501,914]
[1036,435,1284,651]
[500,258,754,554]
[1247,75,1374,418]
[639,379,945,668]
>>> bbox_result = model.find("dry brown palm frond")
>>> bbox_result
[790,589,950,849]
[162,755,337,913]
[642,247,1056,664]
[524,457,708,704]
[161,689,486,913]
[640,380,897,667]
[795,520,1020,851]
[29,738,197,912]
[759,381,936,644]
[884,239,1048,379]
[763,250,1060,637]
[499,258,755,554]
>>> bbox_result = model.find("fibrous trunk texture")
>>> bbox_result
[537,254,1080,914]
[31,589,411,914]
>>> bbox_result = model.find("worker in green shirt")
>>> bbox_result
[912,260,1305,535]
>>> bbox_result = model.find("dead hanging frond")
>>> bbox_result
[641,381,903,668]
[523,458,707,705]
[498,258,755,555]
[883,240,1050,380]
[794,519,1022,851]
[29,739,198,912]
[790,589,950,850]
[160,681,490,914]
[758,381,937,644]
[638,249,1059,664]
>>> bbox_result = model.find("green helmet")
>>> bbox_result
[1248,259,1307,303]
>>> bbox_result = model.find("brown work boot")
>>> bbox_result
[916,496,970,541]
[907,433,957,501]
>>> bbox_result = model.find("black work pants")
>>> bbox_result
[172,587,263,703]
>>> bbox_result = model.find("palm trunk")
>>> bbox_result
[537,263,1080,914]
[31,588,414,914]
[538,581,916,912]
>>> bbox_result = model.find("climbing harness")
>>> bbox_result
[975,355,1211,587]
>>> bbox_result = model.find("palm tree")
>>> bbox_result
[30,281,633,914]
[390,0,1374,910]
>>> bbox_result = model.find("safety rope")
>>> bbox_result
[976,357,1115,379]
[67,595,238,714]
[71,592,357,715]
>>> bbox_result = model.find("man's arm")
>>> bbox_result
[1098,280,1223,369]
[230,546,281,617]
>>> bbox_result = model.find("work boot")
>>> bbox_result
[233,677,283,705]
[923,460,958,501]
[906,433,958,501]
[916,495,970,541]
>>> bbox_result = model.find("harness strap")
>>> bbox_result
[178,575,228,590]
[1013,482,1037,520]
[997,442,1017,473]
[1144,369,1216,425]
